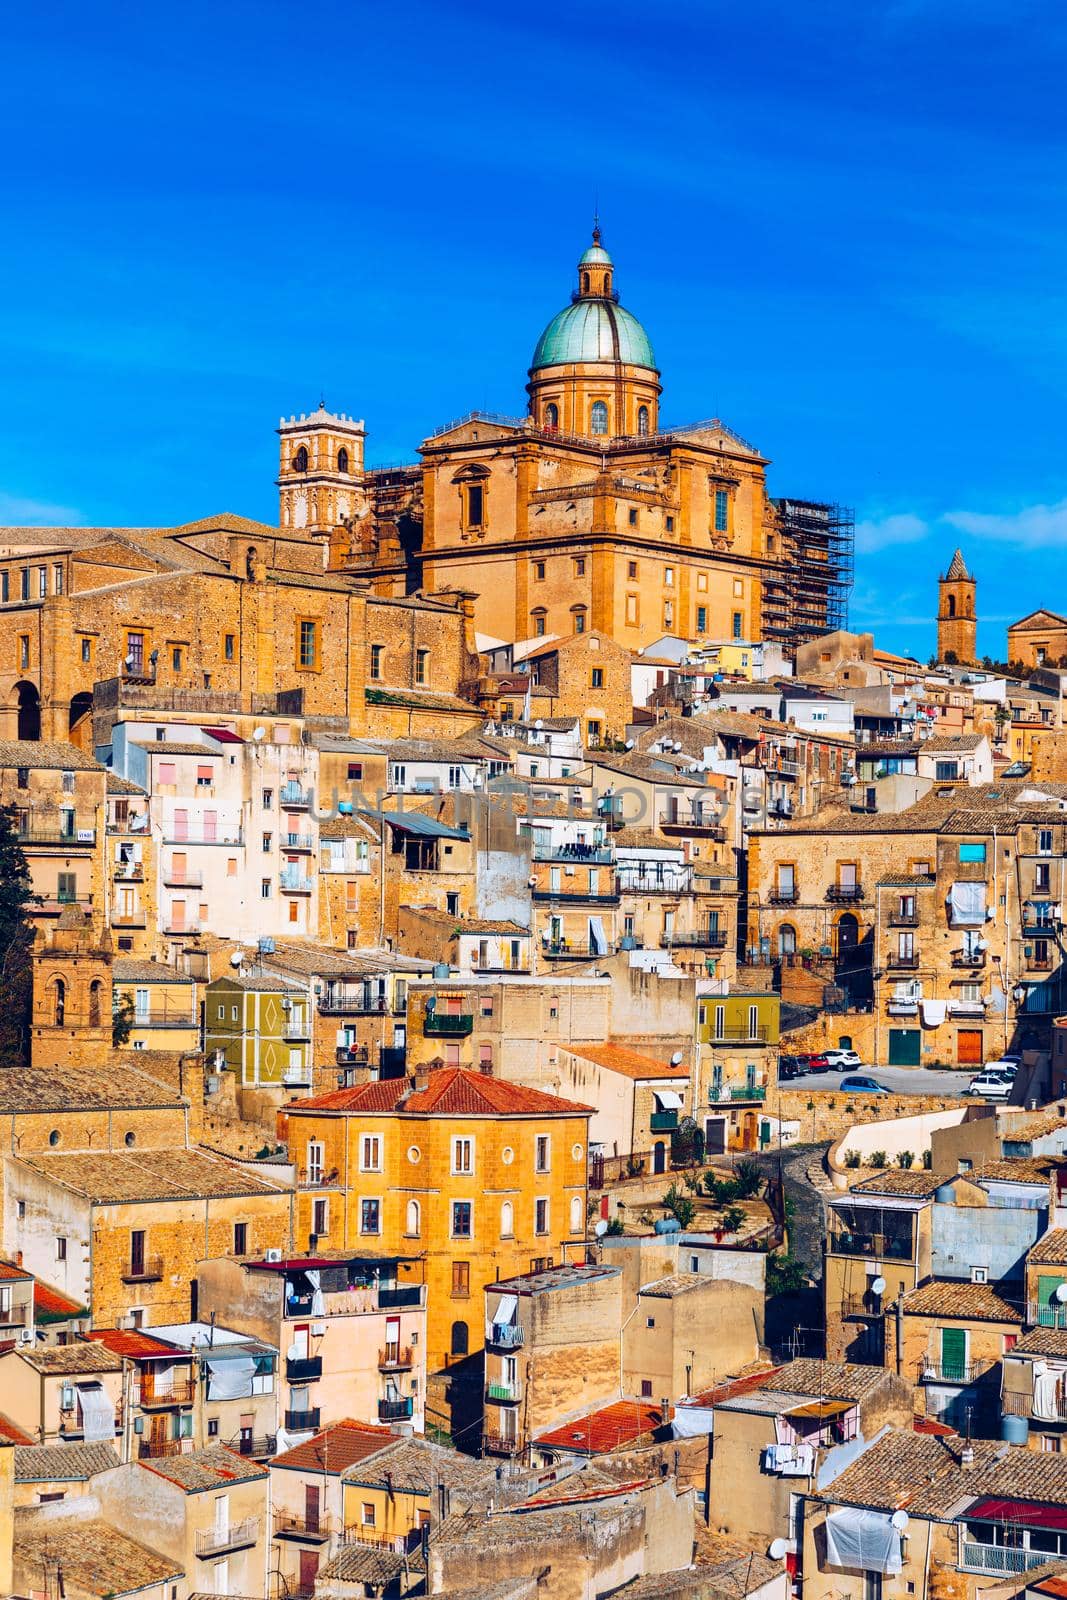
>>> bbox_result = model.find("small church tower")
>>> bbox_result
[30,907,113,1069]
[277,404,366,536]
[937,548,977,665]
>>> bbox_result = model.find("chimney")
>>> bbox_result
[413,1067,433,1093]
[960,1443,975,1467]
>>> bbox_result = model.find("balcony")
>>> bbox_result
[423,1012,473,1036]
[951,950,985,968]
[274,1509,333,1543]
[378,1285,424,1310]
[379,1345,414,1371]
[888,911,920,927]
[1030,956,1054,971]
[286,1355,322,1382]
[298,1167,338,1189]
[378,1396,414,1421]
[769,887,799,906]
[486,1322,524,1349]
[706,1025,770,1044]
[319,995,403,1016]
[17,825,96,846]
[826,884,865,903]
[228,1431,277,1458]
[137,1437,185,1459]
[1002,1388,1067,1421]
[336,1045,370,1068]
[531,846,613,864]
[1028,1300,1067,1329]
[959,1541,1051,1576]
[162,829,242,845]
[113,861,145,881]
[122,1255,163,1283]
[947,998,987,1017]
[841,1295,884,1320]
[162,869,203,888]
[485,1381,519,1404]
[660,818,725,841]
[663,928,728,948]
[916,1359,992,1385]
[887,952,920,969]
[195,1517,259,1558]
[282,1019,311,1040]
[137,1376,196,1407]
[828,1229,914,1262]
[111,911,147,929]
[482,1431,520,1456]
[650,1110,678,1131]
[616,872,692,896]
[282,1067,313,1089]
[708,1083,766,1103]
[887,1000,919,1016]
[164,924,201,937]
[0,1303,29,1327]
[280,784,313,808]
[127,1008,198,1029]
[284,1407,320,1432]
[280,871,312,894]
[542,940,606,959]
[282,833,314,852]
[532,887,619,905]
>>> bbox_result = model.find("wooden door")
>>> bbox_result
[299,1550,319,1591]
[305,1482,320,1535]
[957,1029,983,1065]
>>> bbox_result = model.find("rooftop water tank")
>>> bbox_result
[1000,1412,1028,1446]
[654,1217,681,1235]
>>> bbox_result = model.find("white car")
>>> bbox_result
[964,1070,1014,1100]
[823,1049,864,1072]
[985,1057,1019,1078]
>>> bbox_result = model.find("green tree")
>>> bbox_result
[0,807,40,1068]
[112,992,135,1047]
[661,1183,696,1230]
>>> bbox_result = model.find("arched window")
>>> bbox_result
[246,546,258,580]
[293,445,308,472]
[569,1194,583,1234]
[88,980,102,1028]
[500,1200,514,1238]
[573,608,587,635]
[405,1198,421,1237]
[337,447,349,473]
[450,1319,469,1357]
[637,405,650,436]
[947,594,956,618]
[778,923,797,957]
[545,403,559,430]
[582,272,590,294]
[590,401,608,436]
[53,979,65,1026]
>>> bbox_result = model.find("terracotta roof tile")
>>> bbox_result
[535,1400,663,1454]
[559,1042,688,1082]
[291,1066,593,1118]
[902,1280,1023,1323]
[142,1443,267,1492]
[270,1420,393,1475]
[86,1328,189,1360]
[1027,1229,1067,1265]
[34,1280,88,1321]
[852,1170,945,1197]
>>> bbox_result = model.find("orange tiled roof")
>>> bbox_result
[561,1043,688,1082]
[271,1419,394,1475]
[86,1328,185,1360]
[291,1067,593,1118]
[535,1400,663,1454]
[0,1261,31,1282]
[34,1280,88,1321]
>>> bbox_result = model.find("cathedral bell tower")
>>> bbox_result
[277,404,367,536]
[937,548,977,665]
[30,906,113,1069]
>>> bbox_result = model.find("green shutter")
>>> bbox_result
[940,1326,967,1382]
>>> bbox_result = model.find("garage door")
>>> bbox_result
[704,1117,726,1156]
[957,1030,983,1065]
[888,1029,921,1066]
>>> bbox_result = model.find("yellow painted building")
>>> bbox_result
[279,1066,592,1372]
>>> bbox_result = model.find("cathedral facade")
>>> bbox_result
[279,231,853,655]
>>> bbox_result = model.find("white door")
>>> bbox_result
[214,1493,229,1537]
[213,1557,229,1596]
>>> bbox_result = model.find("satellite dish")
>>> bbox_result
[768,1539,790,1560]
[230,950,246,967]
[891,1511,910,1531]
[670,1050,683,1066]
[1055,1283,1067,1305]
[871,1276,887,1296]
[287,1343,302,1361]
[594,1219,608,1238]
[976,939,988,952]
[252,727,266,742]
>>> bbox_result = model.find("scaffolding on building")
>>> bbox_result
[765,498,855,656]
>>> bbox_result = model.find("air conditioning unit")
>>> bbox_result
[16,1329,34,1346]
[264,1248,283,1263]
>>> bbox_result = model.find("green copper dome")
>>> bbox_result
[531,298,656,371]
[578,242,613,266]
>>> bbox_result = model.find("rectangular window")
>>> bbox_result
[696,606,707,633]
[534,560,545,580]
[360,1198,381,1235]
[732,612,743,639]
[466,483,484,528]
[587,719,601,746]
[80,635,91,663]
[665,516,674,533]
[415,649,428,685]
[360,1134,382,1172]
[627,560,637,579]
[958,842,987,863]
[535,1198,549,1235]
[452,1260,470,1296]
[574,611,586,634]
[18,636,29,670]
[260,878,271,898]
[663,601,674,629]
[1039,829,1054,855]
[628,509,638,527]
[297,619,318,670]
[370,644,383,680]
[0,572,7,602]
[37,567,46,597]
[1036,863,1052,893]
[714,488,729,531]
[54,564,63,595]
[535,1135,551,1173]
[172,647,182,671]
[452,1137,474,1175]
[223,633,235,661]
[625,593,638,624]
[233,1222,247,1255]
[347,762,363,781]
[574,557,586,576]
[451,1201,472,1238]
[591,668,603,688]
[313,1197,328,1236]
[664,566,674,587]
[20,568,29,601]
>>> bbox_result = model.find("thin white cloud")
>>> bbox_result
[0,491,83,526]
[945,498,1067,550]
[854,511,929,554]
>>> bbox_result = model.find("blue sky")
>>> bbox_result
[2,0,1066,660]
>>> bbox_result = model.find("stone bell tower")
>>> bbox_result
[30,906,113,1069]
[277,403,366,536]
[937,549,977,665]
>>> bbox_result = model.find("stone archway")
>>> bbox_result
[68,691,94,751]
[15,681,40,741]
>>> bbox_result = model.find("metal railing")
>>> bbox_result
[706,1025,770,1043]
[284,1407,320,1431]
[959,1541,1051,1575]
[828,1231,914,1261]
[378,1396,414,1421]
[162,870,203,888]
[826,884,865,902]
[887,952,920,969]
[486,1323,524,1348]
[282,1019,311,1040]
[916,1359,992,1385]
[888,911,921,926]
[122,1255,163,1282]
[1001,1389,1067,1420]
[195,1517,259,1558]
[485,1381,519,1404]
[532,888,619,904]
[162,829,242,845]
[137,1437,185,1458]
[336,1045,370,1066]
[663,928,728,948]
[379,1346,414,1370]
[285,1356,322,1382]
[280,870,312,893]
[840,1295,884,1319]
[274,1509,332,1541]
[282,833,313,850]
[531,846,613,864]
[17,826,96,845]
[378,1285,424,1309]
[616,871,693,894]
[126,1008,198,1028]
[1028,1300,1067,1328]
[136,1376,196,1407]
[423,1013,473,1036]
[228,1431,276,1458]
[319,997,402,1015]
[708,1083,766,1103]
[280,785,313,807]
[768,889,798,905]
[482,1430,520,1456]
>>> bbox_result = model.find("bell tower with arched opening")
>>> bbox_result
[937,548,977,665]
[30,906,113,1068]
[277,404,367,537]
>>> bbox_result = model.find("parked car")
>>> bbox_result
[798,1053,829,1074]
[984,1057,1019,1078]
[964,1070,1014,1100]
[823,1049,863,1072]
[840,1075,891,1095]
[778,1054,802,1081]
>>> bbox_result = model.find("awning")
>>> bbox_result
[377,811,470,841]
[787,1400,851,1421]
[493,1294,518,1327]
[75,1382,115,1444]
[949,882,987,926]
[655,1090,684,1111]
[825,1508,903,1574]
[589,917,607,956]
[829,1194,930,1213]
[966,1498,1067,1532]
[205,1356,256,1402]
